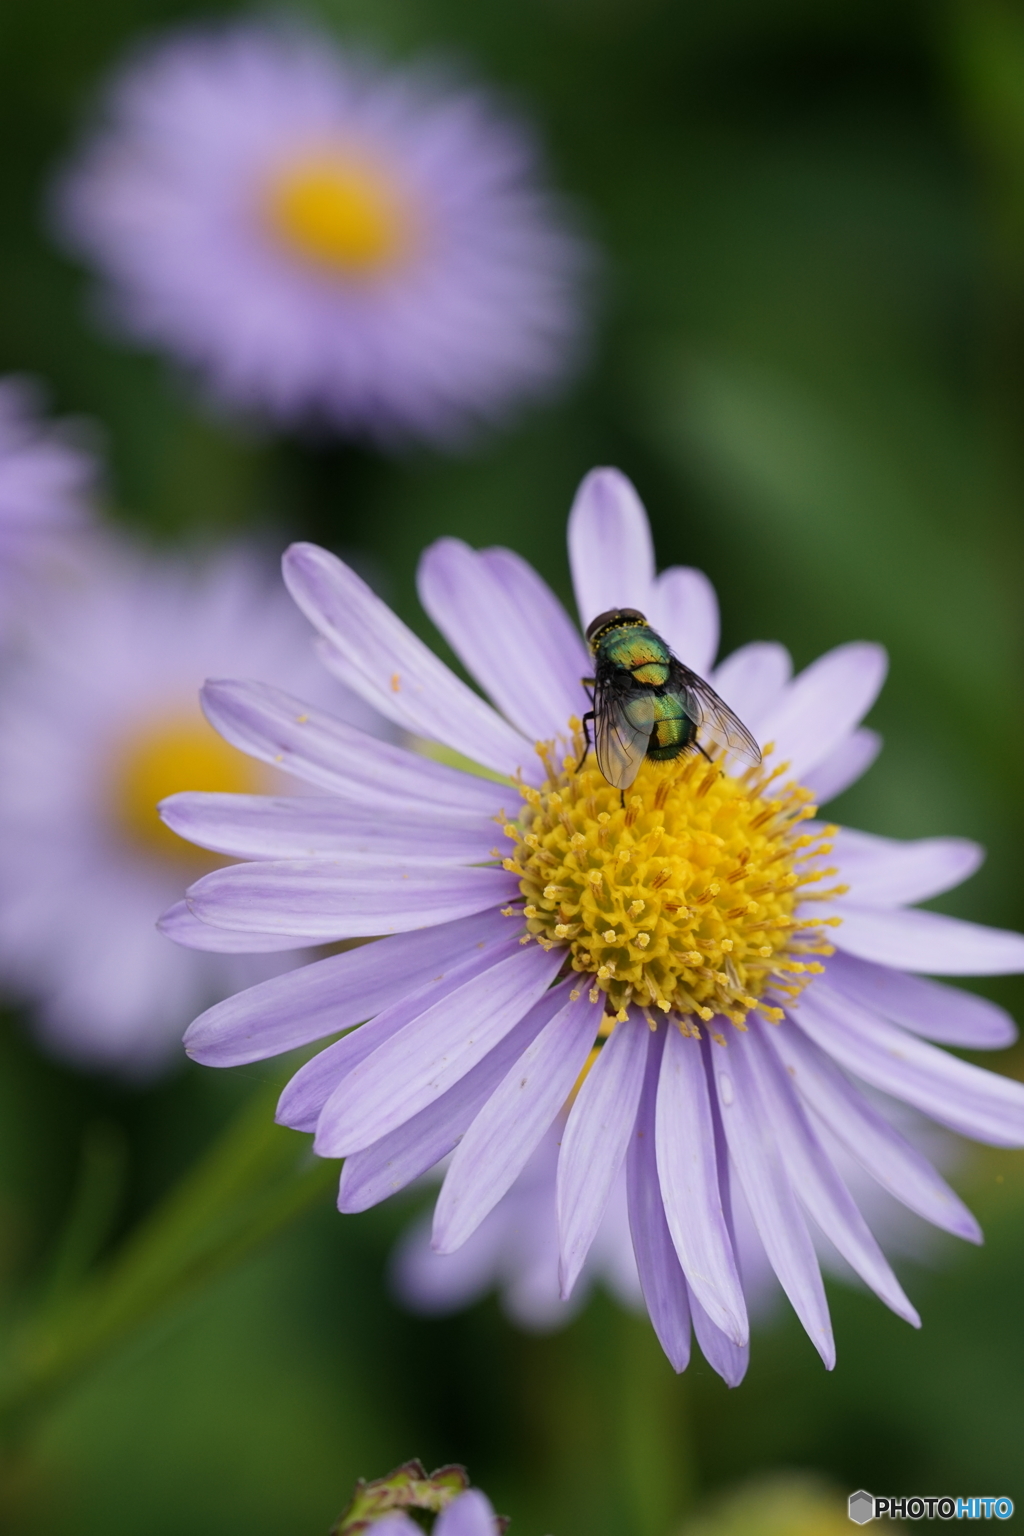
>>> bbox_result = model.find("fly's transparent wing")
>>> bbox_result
[593,681,655,790]
[672,662,762,766]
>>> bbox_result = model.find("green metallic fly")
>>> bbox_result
[580,608,762,791]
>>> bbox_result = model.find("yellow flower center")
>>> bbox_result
[503,724,845,1040]
[263,152,412,276]
[110,710,267,864]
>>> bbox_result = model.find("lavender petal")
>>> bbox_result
[655,1025,748,1345]
[823,902,1024,976]
[749,1024,919,1325]
[276,936,522,1132]
[566,468,655,628]
[647,566,719,676]
[712,642,792,734]
[557,1013,647,1297]
[161,791,494,863]
[802,728,881,803]
[314,942,564,1156]
[283,543,531,777]
[798,983,1024,1146]
[713,1037,835,1367]
[830,827,984,907]
[432,988,604,1253]
[418,538,590,742]
[694,1037,751,1387]
[186,859,517,940]
[337,983,569,1212]
[626,1026,692,1372]
[689,1289,749,1387]
[825,951,1017,1048]
[159,899,314,954]
[183,906,514,1066]
[201,678,508,815]
[758,641,887,780]
[765,1019,981,1242]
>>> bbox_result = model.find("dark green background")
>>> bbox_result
[1,1,1023,1531]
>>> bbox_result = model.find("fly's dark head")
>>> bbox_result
[585,608,648,651]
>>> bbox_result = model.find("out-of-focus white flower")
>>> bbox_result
[0,536,380,1077]
[54,19,592,447]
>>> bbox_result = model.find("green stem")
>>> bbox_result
[41,1121,128,1306]
[616,1307,694,1536]
[0,1086,335,1439]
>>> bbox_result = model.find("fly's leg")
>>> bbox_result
[576,710,596,772]
[575,677,597,771]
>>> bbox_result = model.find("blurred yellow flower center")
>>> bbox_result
[504,726,844,1038]
[264,154,410,275]
[111,711,265,863]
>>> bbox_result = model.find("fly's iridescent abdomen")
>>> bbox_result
[645,695,694,759]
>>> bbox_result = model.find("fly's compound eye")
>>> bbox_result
[585,608,648,645]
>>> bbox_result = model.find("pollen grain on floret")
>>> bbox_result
[502,722,843,1040]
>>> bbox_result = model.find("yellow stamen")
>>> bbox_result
[516,744,837,1028]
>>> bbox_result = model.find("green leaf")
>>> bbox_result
[0,1086,335,1440]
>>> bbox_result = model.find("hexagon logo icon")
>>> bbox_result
[848,1490,874,1524]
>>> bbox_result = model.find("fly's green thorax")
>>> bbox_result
[594,623,671,686]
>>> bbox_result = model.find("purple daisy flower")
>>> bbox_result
[0,377,96,626]
[164,467,1024,1378]
[53,19,590,446]
[0,535,381,1077]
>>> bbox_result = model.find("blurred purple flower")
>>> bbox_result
[0,378,96,627]
[391,1124,643,1331]
[53,19,592,446]
[0,536,380,1077]
[164,467,1024,1377]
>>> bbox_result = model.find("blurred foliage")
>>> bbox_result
[676,1471,897,1536]
[1,0,1024,1532]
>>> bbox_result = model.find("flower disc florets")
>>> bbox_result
[503,724,843,1036]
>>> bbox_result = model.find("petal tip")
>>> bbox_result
[282,539,322,569]
[570,465,645,524]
